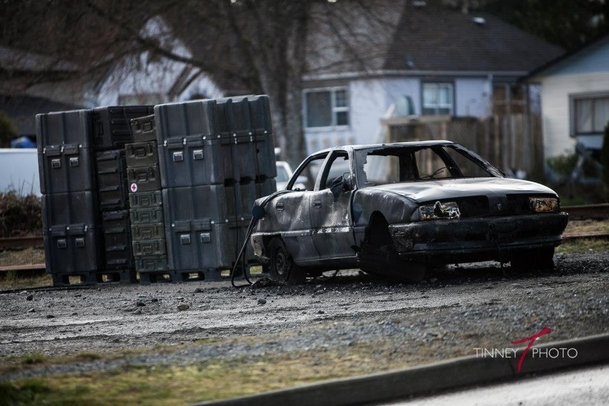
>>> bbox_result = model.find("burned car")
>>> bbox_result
[250,141,569,283]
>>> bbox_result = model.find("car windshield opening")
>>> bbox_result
[358,145,498,186]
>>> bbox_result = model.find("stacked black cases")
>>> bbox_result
[127,115,170,284]
[38,106,154,286]
[94,106,153,283]
[96,151,135,283]
[37,110,102,285]
[155,95,277,281]
[92,106,155,151]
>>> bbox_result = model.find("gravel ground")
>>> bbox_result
[1,251,608,382]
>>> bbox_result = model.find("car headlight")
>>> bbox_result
[419,201,461,220]
[530,197,559,213]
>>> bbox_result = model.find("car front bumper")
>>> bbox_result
[389,212,569,263]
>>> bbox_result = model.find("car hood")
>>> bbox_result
[367,178,557,204]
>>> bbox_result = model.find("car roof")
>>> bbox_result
[314,140,455,155]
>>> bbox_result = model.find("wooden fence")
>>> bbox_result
[382,114,544,179]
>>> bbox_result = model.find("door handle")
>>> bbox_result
[313,200,321,208]
[276,202,284,211]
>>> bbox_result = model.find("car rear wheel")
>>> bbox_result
[511,247,555,271]
[266,237,306,285]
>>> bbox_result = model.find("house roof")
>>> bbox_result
[305,0,565,81]
[0,95,84,136]
[523,33,609,82]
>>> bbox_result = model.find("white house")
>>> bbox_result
[302,0,564,154]
[526,34,609,160]
[95,18,223,107]
[2,2,567,163]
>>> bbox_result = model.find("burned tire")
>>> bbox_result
[511,247,555,271]
[267,237,306,285]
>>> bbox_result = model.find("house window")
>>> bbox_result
[573,95,609,136]
[422,83,453,115]
[305,88,349,128]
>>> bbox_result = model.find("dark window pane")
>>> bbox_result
[336,111,349,126]
[306,91,332,127]
[335,89,347,107]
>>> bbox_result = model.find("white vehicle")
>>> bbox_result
[276,161,307,190]
[275,161,293,190]
[0,149,40,196]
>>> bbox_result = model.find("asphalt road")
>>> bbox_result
[382,364,609,406]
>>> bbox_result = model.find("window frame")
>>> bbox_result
[421,82,455,116]
[570,92,609,138]
[303,87,350,130]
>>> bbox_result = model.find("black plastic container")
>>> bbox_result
[164,220,251,274]
[44,224,102,274]
[38,144,96,194]
[42,191,99,228]
[36,110,93,149]
[125,141,159,168]
[155,95,276,185]
[96,150,129,211]
[101,210,134,271]
[127,164,161,193]
[130,114,157,142]
[92,105,154,150]
[162,185,228,225]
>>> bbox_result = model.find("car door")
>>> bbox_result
[271,153,328,264]
[309,151,357,260]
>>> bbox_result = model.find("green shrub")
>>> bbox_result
[547,151,598,178]
[0,192,42,238]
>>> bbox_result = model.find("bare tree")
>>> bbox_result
[1,0,399,167]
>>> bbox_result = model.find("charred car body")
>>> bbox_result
[251,141,569,283]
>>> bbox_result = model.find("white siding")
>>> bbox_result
[455,78,491,117]
[540,72,609,158]
[303,76,491,154]
[304,78,423,153]
[350,79,388,145]
[382,78,421,115]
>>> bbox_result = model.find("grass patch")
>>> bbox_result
[0,192,42,238]
[0,379,52,406]
[21,352,48,366]
[564,220,609,235]
[0,347,160,378]
[0,273,51,290]
[557,238,609,254]
[0,338,441,406]
[0,248,45,267]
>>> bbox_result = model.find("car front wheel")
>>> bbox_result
[266,237,306,285]
[359,214,426,283]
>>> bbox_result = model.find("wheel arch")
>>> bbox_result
[364,210,393,247]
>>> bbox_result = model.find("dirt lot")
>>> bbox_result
[1,249,608,389]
